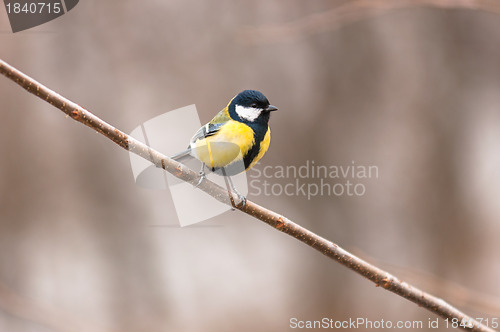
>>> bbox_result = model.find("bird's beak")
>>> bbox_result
[265,105,278,112]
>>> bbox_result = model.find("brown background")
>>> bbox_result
[0,1,499,331]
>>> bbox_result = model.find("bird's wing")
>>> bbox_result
[190,108,230,142]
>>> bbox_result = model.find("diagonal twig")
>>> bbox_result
[0,59,495,332]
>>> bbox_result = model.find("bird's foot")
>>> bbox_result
[237,193,247,208]
[229,192,246,210]
[194,171,206,188]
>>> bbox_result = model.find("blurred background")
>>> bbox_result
[1,0,500,331]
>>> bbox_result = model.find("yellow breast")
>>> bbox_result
[192,120,255,169]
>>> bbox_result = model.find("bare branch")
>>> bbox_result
[0,59,495,332]
[239,0,500,44]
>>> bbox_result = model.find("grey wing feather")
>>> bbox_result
[190,122,224,142]
[174,109,228,162]
[172,123,223,162]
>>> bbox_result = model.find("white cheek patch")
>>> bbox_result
[235,105,262,122]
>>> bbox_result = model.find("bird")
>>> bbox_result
[171,90,278,206]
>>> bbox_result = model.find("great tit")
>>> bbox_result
[171,90,278,206]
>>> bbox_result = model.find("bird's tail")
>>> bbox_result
[170,148,192,162]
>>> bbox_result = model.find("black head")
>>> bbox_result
[228,90,278,124]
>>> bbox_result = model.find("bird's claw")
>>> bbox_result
[194,171,206,188]
[230,193,246,210]
[238,194,247,208]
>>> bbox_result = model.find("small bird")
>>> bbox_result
[171,90,278,206]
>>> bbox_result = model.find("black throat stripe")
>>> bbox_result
[243,124,268,169]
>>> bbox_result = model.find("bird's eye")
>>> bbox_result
[250,103,257,108]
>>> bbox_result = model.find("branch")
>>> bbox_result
[0,59,495,332]
[239,0,500,44]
